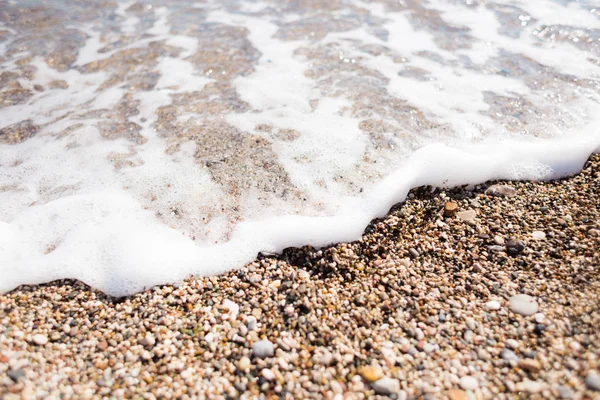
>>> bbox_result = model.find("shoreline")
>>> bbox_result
[1,155,599,399]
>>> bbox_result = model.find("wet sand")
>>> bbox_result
[1,155,598,399]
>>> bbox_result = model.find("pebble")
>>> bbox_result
[509,294,539,316]
[518,359,541,373]
[444,201,458,217]
[359,366,384,382]
[459,376,479,390]
[486,300,501,310]
[531,231,546,240]
[506,239,525,255]
[238,357,251,370]
[7,369,25,382]
[252,339,274,358]
[485,184,516,197]
[585,371,600,391]
[516,380,547,393]
[556,386,574,399]
[222,299,239,318]
[505,339,519,349]
[457,209,476,221]
[32,334,48,345]
[447,389,469,400]
[500,348,518,361]
[372,378,400,395]
[246,316,258,331]
[139,334,156,346]
[261,368,275,381]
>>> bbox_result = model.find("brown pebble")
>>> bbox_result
[444,201,458,217]
[519,359,541,373]
[448,389,469,400]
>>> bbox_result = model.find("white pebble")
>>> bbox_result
[261,368,275,380]
[509,294,539,316]
[459,376,479,390]
[531,231,546,240]
[486,300,501,311]
[534,313,545,323]
[222,299,239,318]
[32,334,48,345]
[238,356,251,370]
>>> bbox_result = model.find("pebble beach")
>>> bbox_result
[1,155,598,399]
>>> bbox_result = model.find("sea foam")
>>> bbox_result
[0,0,599,296]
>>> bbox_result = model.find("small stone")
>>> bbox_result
[585,371,600,391]
[518,359,541,373]
[318,351,333,366]
[32,334,48,345]
[457,209,476,221]
[444,201,458,217]
[447,389,469,400]
[246,316,258,331]
[409,248,420,258]
[509,294,538,316]
[238,356,251,370]
[261,368,275,381]
[505,339,519,349]
[506,239,525,256]
[359,365,384,382]
[459,376,479,390]
[330,380,343,394]
[534,313,545,323]
[486,300,501,311]
[501,348,518,361]
[7,369,25,382]
[485,184,516,197]
[372,378,400,395]
[556,386,574,399]
[139,334,156,347]
[493,235,505,245]
[531,231,546,240]
[222,299,239,318]
[252,339,274,358]
[516,380,547,393]
[97,378,113,387]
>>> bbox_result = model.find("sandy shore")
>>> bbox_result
[1,155,599,399]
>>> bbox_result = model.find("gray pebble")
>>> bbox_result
[556,385,574,399]
[585,372,600,391]
[252,339,274,358]
[500,348,518,361]
[372,377,400,395]
[7,369,25,382]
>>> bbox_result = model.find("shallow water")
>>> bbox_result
[1,0,599,295]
